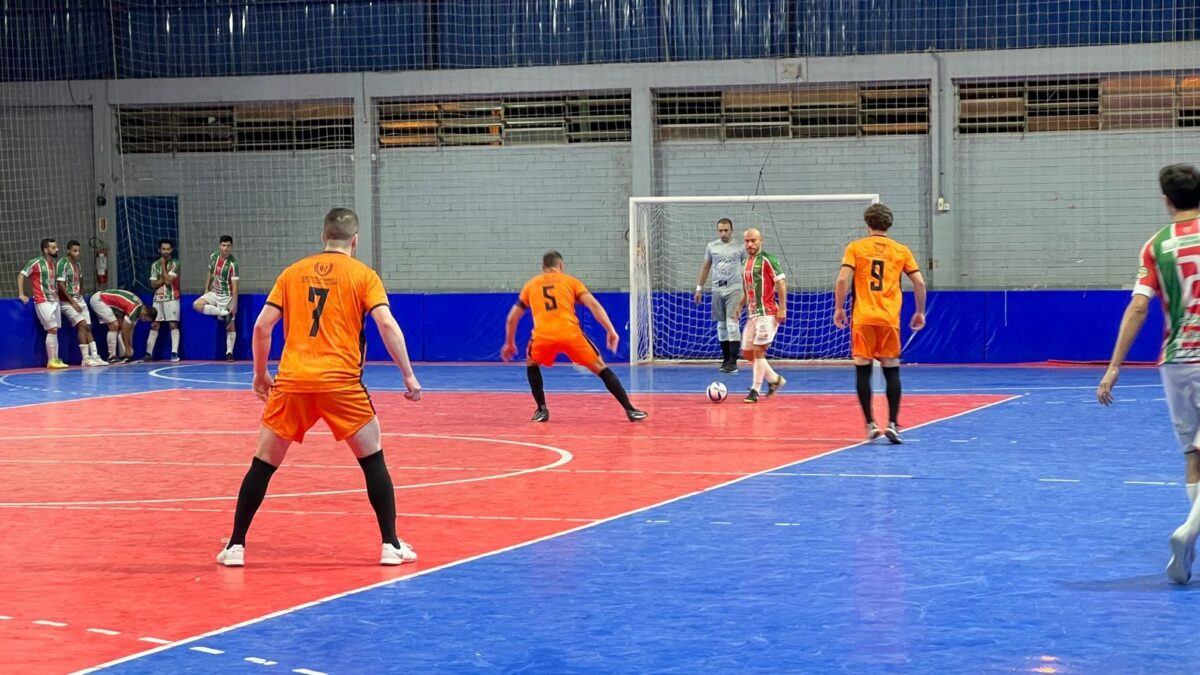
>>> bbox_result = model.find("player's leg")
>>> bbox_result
[341,414,418,565]
[574,336,646,421]
[225,313,236,360]
[145,312,161,361]
[712,293,731,372]
[1160,365,1200,583]
[851,325,881,438]
[120,319,136,361]
[163,300,181,360]
[37,303,64,367]
[724,289,743,373]
[525,340,551,421]
[741,324,761,402]
[876,327,904,443]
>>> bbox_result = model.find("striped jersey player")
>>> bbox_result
[735,228,787,403]
[17,238,67,368]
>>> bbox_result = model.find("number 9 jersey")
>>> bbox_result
[841,236,920,328]
[266,251,390,392]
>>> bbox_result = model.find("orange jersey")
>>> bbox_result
[841,235,920,328]
[266,251,389,392]
[518,271,591,341]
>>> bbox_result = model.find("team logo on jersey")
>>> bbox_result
[315,262,333,276]
[1137,266,1149,279]
[874,242,887,254]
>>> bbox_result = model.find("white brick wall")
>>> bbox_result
[0,107,95,289]
[117,151,354,292]
[955,130,1200,289]
[376,145,632,291]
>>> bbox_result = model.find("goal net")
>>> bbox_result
[630,194,880,365]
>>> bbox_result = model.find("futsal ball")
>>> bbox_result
[706,381,728,403]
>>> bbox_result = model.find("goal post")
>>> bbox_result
[629,193,880,367]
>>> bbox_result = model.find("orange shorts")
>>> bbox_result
[261,386,376,443]
[852,324,901,360]
[528,332,601,368]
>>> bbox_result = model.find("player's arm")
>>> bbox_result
[580,292,620,353]
[1097,293,1151,406]
[370,305,421,400]
[150,264,167,289]
[694,257,712,304]
[16,271,28,304]
[251,303,282,401]
[833,265,854,329]
[907,270,927,330]
[775,277,787,324]
[202,269,213,293]
[501,302,528,362]
[228,269,239,314]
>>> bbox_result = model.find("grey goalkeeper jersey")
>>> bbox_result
[705,239,745,294]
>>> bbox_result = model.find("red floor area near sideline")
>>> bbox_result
[0,390,1004,673]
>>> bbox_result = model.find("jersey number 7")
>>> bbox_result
[308,286,329,336]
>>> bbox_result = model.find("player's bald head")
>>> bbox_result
[323,208,359,242]
[743,228,762,254]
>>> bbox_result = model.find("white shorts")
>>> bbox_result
[198,292,232,311]
[60,297,92,327]
[741,315,779,349]
[153,299,181,322]
[35,301,61,331]
[89,293,120,326]
[1161,364,1200,454]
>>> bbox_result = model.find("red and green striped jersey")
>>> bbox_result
[208,252,239,296]
[1134,217,1200,364]
[97,289,143,318]
[151,258,181,301]
[742,251,786,317]
[55,257,83,300]
[20,256,57,303]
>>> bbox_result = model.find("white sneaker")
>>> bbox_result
[866,422,883,442]
[381,541,417,566]
[216,544,244,567]
[87,357,108,367]
[1166,526,1195,585]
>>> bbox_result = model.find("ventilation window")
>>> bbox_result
[118,102,352,153]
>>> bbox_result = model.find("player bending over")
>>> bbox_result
[501,250,647,422]
[217,208,422,567]
[1098,163,1200,584]
[90,289,157,363]
[834,203,926,443]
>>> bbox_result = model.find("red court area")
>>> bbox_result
[0,389,1004,673]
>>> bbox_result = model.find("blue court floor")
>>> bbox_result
[3,362,1193,674]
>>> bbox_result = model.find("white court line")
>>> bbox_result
[138,637,171,645]
[145,363,1162,395]
[33,619,67,627]
[80,393,1022,673]
[189,646,224,655]
[0,387,162,412]
[0,432,572,507]
[1038,478,1081,483]
[87,628,121,636]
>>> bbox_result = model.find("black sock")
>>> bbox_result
[228,456,277,547]
[598,367,635,411]
[358,450,399,547]
[526,365,546,408]
[855,364,874,424]
[883,366,901,424]
[725,341,738,365]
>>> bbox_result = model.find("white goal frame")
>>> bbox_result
[628,193,880,365]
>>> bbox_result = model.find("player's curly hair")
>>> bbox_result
[864,203,893,231]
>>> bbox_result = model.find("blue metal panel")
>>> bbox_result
[0,1,112,81]
[664,0,788,61]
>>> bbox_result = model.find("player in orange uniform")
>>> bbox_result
[833,203,927,443]
[501,250,647,423]
[216,208,422,568]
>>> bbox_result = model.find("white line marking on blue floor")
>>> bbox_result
[190,646,224,655]
[1038,478,1081,483]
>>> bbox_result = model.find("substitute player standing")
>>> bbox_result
[834,203,926,443]
[694,217,746,373]
[1098,163,1200,584]
[146,239,181,362]
[56,239,106,366]
[216,208,422,567]
[501,250,646,422]
[17,238,67,369]
[734,228,787,403]
[193,235,238,360]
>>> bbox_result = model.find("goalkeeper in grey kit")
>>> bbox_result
[694,217,746,373]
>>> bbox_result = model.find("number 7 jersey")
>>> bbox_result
[841,235,920,328]
[266,251,390,392]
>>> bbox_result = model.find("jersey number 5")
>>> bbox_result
[541,284,558,311]
[869,260,885,292]
[308,286,329,336]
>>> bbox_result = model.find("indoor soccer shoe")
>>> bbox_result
[1166,525,1195,585]
[225,352,235,361]
[381,541,418,565]
[884,422,903,444]
[531,407,550,423]
[626,408,648,422]
[765,375,787,397]
[47,359,68,369]
[216,544,244,567]
[743,389,759,404]
[170,352,180,362]
[866,422,883,442]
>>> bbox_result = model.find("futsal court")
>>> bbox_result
[0,360,1192,673]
